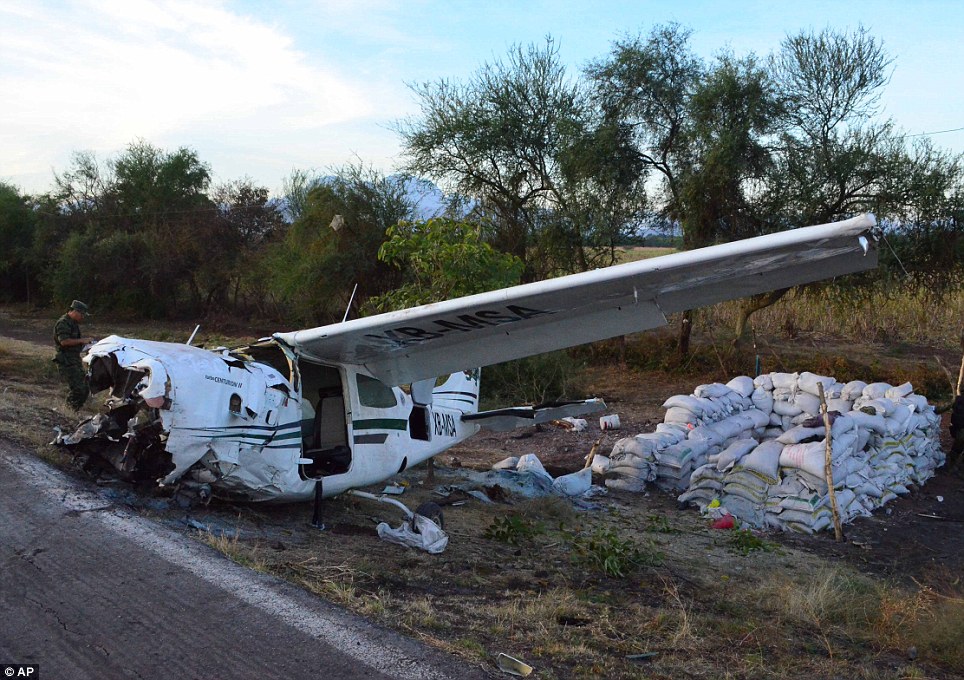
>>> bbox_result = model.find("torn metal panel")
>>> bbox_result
[463,398,606,432]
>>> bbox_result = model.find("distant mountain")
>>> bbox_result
[402,176,447,220]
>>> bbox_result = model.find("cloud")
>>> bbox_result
[0,0,375,190]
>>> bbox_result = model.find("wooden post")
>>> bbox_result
[955,353,963,397]
[817,383,843,541]
[957,331,963,396]
[584,437,603,470]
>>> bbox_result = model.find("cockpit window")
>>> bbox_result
[356,374,398,408]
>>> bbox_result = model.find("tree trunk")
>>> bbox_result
[733,288,790,347]
[677,310,692,357]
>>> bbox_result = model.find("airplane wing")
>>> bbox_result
[275,214,877,385]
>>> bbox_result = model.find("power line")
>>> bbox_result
[905,125,964,138]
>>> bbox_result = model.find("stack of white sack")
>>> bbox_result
[603,425,685,492]
[604,376,767,493]
[601,372,944,535]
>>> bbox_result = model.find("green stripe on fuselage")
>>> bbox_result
[353,418,407,431]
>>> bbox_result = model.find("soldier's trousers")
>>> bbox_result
[57,355,89,410]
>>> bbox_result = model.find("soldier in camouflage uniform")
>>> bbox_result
[53,300,95,411]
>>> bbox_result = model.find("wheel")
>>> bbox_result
[412,501,445,531]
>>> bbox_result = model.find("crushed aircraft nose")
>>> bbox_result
[53,414,109,446]
[56,408,174,483]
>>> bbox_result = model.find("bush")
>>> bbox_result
[564,527,662,578]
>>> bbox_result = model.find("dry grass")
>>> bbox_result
[703,287,964,350]
[199,527,268,572]
[615,246,677,263]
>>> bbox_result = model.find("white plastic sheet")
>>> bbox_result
[376,515,449,554]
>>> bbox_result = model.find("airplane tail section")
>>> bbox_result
[432,368,481,414]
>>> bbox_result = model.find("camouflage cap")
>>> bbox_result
[69,300,91,315]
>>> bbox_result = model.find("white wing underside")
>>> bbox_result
[275,215,877,385]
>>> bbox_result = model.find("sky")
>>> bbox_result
[2,0,963,197]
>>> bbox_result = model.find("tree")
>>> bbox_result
[211,179,287,314]
[766,27,897,226]
[0,183,38,302]
[367,217,524,312]
[588,25,783,352]
[588,24,962,350]
[281,168,322,223]
[399,39,645,280]
[265,163,415,325]
[45,140,220,317]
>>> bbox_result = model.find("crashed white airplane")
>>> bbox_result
[58,215,878,505]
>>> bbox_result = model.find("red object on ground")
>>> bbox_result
[712,514,735,530]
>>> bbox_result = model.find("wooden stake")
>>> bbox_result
[956,352,963,397]
[818,383,843,542]
[584,437,603,470]
[957,331,964,396]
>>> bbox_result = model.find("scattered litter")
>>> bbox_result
[496,652,533,676]
[442,453,607,510]
[381,485,406,495]
[600,414,621,431]
[376,515,448,553]
[937,495,944,502]
[185,518,210,532]
[553,417,587,432]
[917,513,959,521]
[711,514,735,530]
[626,652,658,662]
[493,456,520,470]
[469,489,497,504]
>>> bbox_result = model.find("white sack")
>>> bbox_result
[735,440,783,483]
[751,387,774,414]
[841,380,868,400]
[754,374,774,390]
[553,468,592,496]
[516,454,553,481]
[780,441,829,479]
[771,372,800,390]
[726,376,755,398]
[744,408,771,429]
[590,454,611,475]
[716,438,759,472]
[862,383,892,399]
[798,372,835,396]
[778,424,825,444]
[664,406,700,424]
[694,382,733,399]
[885,382,914,400]
[826,398,853,413]
[773,400,804,417]
[793,392,822,416]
